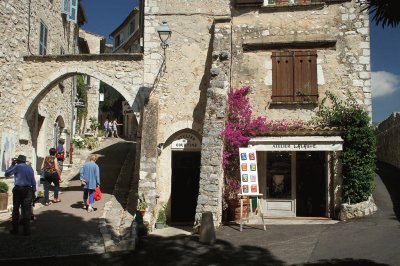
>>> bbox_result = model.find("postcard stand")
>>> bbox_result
[238,193,266,232]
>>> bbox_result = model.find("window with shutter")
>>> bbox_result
[67,0,78,23]
[39,21,48,55]
[272,50,317,103]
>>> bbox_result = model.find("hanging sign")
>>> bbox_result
[239,147,259,195]
[171,133,201,151]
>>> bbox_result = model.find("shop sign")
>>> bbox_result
[171,133,201,151]
[249,136,343,151]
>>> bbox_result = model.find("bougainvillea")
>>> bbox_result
[221,86,267,175]
[221,86,306,207]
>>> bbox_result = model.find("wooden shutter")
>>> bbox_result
[68,0,78,23]
[293,51,317,102]
[60,0,69,14]
[272,51,294,102]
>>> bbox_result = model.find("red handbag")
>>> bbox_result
[94,186,102,201]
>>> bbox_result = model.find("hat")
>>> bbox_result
[16,155,27,163]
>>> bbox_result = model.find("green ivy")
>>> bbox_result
[312,92,376,204]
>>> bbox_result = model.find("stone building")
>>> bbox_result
[376,112,400,169]
[77,29,105,134]
[0,0,86,172]
[110,7,142,53]
[137,0,371,228]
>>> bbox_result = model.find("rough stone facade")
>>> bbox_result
[231,1,372,121]
[0,0,78,170]
[137,0,372,228]
[376,112,400,169]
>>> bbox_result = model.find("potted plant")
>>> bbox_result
[0,180,9,211]
[137,193,148,217]
[155,204,167,229]
[223,178,249,221]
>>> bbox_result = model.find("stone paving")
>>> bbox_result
[0,137,136,260]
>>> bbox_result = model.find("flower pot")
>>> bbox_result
[155,222,165,229]
[0,193,8,211]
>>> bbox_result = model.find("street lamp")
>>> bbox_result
[157,21,171,49]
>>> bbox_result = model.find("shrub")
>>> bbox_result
[312,92,376,203]
[156,204,167,224]
[0,181,9,193]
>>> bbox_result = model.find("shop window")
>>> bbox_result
[267,152,292,199]
[39,21,48,55]
[272,50,318,103]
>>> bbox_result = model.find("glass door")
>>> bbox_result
[265,151,296,217]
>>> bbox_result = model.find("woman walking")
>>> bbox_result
[41,148,62,206]
[80,154,100,212]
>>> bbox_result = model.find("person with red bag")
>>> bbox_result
[79,154,100,213]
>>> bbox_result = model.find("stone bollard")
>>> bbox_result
[199,211,216,245]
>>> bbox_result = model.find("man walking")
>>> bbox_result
[5,155,36,236]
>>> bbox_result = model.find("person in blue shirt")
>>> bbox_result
[56,138,65,172]
[80,154,100,213]
[5,154,36,236]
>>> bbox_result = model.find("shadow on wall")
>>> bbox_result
[376,161,400,222]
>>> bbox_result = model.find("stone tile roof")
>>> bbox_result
[257,127,342,136]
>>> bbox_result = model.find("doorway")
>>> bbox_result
[296,151,326,217]
[171,151,201,223]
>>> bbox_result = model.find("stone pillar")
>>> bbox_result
[195,18,231,227]
[137,97,159,226]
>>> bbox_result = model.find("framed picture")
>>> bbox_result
[241,153,247,160]
[242,185,249,193]
[241,163,247,171]
[250,163,256,171]
[242,174,248,182]
[249,153,255,160]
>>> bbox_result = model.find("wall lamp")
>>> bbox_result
[157,21,171,49]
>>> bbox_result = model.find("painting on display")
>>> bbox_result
[1,132,17,173]
[239,147,259,195]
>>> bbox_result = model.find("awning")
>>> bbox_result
[248,136,343,151]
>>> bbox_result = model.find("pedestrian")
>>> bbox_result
[80,154,100,212]
[103,118,109,138]
[5,154,36,236]
[108,120,114,138]
[112,119,122,138]
[41,148,62,206]
[56,138,65,172]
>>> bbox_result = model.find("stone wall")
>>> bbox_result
[138,0,372,227]
[140,0,231,226]
[0,0,78,166]
[231,0,372,121]
[376,112,400,169]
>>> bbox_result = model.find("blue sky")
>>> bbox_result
[81,0,400,123]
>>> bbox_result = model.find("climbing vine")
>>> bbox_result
[312,92,376,203]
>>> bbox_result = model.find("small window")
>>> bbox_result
[272,50,318,102]
[60,47,65,55]
[129,20,135,35]
[114,33,123,48]
[39,21,48,55]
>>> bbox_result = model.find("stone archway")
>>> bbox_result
[19,54,145,145]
